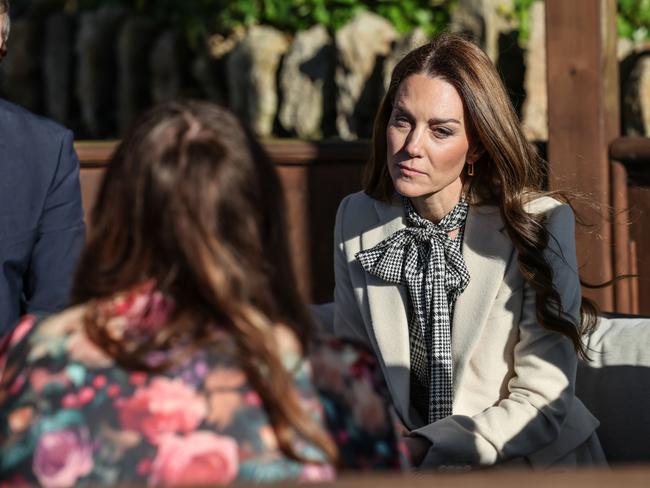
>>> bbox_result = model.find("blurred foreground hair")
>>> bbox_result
[72,100,337,463]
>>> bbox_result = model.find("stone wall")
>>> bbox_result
[1,9,420,140]
[1,1,649,140]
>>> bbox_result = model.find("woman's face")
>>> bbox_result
[386,74,473,200]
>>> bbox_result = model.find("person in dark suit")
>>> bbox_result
[0,0,85,333]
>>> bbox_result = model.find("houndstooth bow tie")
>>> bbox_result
[356,197,470,423]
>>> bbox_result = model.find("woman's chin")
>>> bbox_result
[392,179,430,199]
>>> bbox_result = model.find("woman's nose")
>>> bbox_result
[404,129,424,158]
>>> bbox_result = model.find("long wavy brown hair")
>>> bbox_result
[71,100,337,463]
[365,33,598,358]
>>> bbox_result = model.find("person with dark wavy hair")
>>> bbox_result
[333,33,606,468]
[0,101,406,486]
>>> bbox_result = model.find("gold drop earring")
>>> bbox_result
[467,161,475,176]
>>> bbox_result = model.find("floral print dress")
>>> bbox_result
[0,285,407,487]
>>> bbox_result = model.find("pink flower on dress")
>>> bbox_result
[92,375,107,389]
[150,431,239,486]
[106,384,121,398]
[118,377,207,443]
[29,369,70,394]
[298,463,336,482]
[32,427,94,488]
[9,315,36,347]
[117,282,175,334]
[8,373,26,395]
[0,315,34,377]
[243,390,262,407]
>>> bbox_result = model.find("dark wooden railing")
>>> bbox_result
[609,136,650,314]
[610,137,650,185]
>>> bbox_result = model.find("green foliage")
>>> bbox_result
[497,0,536,47]
[512,0,536,44]
[618,0,650,41]
[212,0,364,34]
[371,0,456,35]
[212,0,456,36]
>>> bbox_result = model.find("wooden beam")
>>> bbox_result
[545,0,618,311]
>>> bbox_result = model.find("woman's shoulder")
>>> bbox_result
[336,191,404,239]
[337,190,376,216]
[523,194,574,219]
[0,305,99,371]
[338,190,405,216]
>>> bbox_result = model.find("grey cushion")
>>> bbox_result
[576,316,650,463]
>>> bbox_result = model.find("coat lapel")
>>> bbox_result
[360,199,412,418]
[451,205,513,391]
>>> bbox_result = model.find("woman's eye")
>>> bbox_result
[392,116,411,128]
[432,127,453,138]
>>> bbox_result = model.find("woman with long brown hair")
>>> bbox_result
[0,101,405,486]
[333,33,606,467]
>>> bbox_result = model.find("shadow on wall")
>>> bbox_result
[620,50,650,137]
[352,54,387,139]
[298,43,337,138]
[496,30,526,118]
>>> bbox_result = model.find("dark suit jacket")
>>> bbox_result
[0,99,85,333]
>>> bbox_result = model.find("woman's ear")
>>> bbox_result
[467,144,485,165]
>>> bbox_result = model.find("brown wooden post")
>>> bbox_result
[545,0,618,311]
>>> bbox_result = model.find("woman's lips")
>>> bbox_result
[397,164,426,177]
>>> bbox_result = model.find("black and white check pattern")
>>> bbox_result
[356,197,470,423]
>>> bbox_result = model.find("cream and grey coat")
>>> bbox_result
[333,191,604,467]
